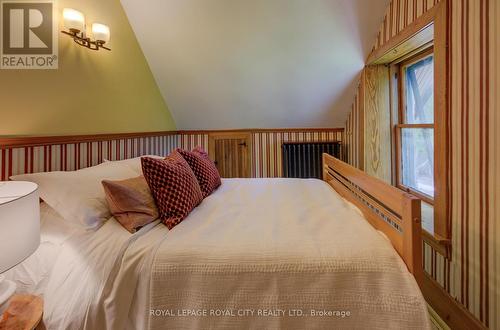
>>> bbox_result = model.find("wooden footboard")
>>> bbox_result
[322,154,422,285]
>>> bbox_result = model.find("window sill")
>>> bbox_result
[421,202,451,258]
[397,190,451,258]
[422,229,451,259]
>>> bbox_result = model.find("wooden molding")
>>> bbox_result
[179,127,344,134]
[0,128,345,149]
[422,230,451,258]
[358,71,365,171]
[0,131,178,149]
[432,0,450,240]
[389,64,399,185]
[422,274,487,330]
[366,4,439,65]
[428,304,451,330]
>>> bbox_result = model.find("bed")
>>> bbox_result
[0,134,429,330]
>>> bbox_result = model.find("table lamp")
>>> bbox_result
[0,182,40,306]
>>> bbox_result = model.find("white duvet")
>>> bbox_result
[42,178,430,330]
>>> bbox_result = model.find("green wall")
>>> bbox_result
[0,0,176,136]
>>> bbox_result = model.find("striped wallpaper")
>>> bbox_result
[177,133,209,151]
[1,129,343,181]
[250,130,343,178]
[373,0,442,51]
[0,134,178,180]
[345,0,499,327]
[178,130,344,178]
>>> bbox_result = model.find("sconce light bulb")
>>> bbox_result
[63,8,85,34]
[92,23,110,44]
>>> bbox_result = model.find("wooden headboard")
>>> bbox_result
[322,153,422,285]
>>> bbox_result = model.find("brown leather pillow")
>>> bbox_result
[102,175,159,233]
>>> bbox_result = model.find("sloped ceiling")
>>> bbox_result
[121,0,389,129]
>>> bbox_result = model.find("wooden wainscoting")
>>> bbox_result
[1,128,344,180]
[0,131,178,179]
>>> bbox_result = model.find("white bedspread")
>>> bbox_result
[42,178,430,330]
[149,178,429,329]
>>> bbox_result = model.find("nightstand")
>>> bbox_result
[0,294,44,330]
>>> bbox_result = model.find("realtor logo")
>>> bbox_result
[1,0,58,69]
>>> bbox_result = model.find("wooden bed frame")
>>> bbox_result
[322,153,423,285]
[0,134,422,286]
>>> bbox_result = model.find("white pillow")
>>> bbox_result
[104,155,165,174]
[10,162,138,230]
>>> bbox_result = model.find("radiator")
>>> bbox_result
[282,142,341,179]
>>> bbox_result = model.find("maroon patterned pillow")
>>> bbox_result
[141,152,203,229]
[177,147,221,198]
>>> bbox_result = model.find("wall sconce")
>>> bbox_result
[61,8,111,51]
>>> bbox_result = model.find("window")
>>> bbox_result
[396,49,434,205]
[375,4,450,250]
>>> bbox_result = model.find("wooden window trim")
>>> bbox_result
[365,1,450,251]
[395,49,444,243]
[398,184,435,205]
[397,124,434,128]
[395,50,435,207]
[366,6,437,65]
[431,0,450,246]
[396,59,435,201]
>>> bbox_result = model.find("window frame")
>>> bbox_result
[365,0,450,256]
[395,48,435,206]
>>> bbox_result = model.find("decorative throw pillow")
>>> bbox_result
[102,176,159,233]
[177,147,221,198]
[141,152,203,229]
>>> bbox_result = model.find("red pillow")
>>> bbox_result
[177,147,221,198]
[141,152,203,229]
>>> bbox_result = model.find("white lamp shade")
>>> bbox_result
[92,23,110,43]
[63,8,85,33]
[0,182,40,274]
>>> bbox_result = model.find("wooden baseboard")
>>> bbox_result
[428,304,450,330]
[422,274,487,330]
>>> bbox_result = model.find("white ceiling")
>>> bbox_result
[121,0,389,129]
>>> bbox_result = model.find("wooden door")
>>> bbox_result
[208,133,251,178]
